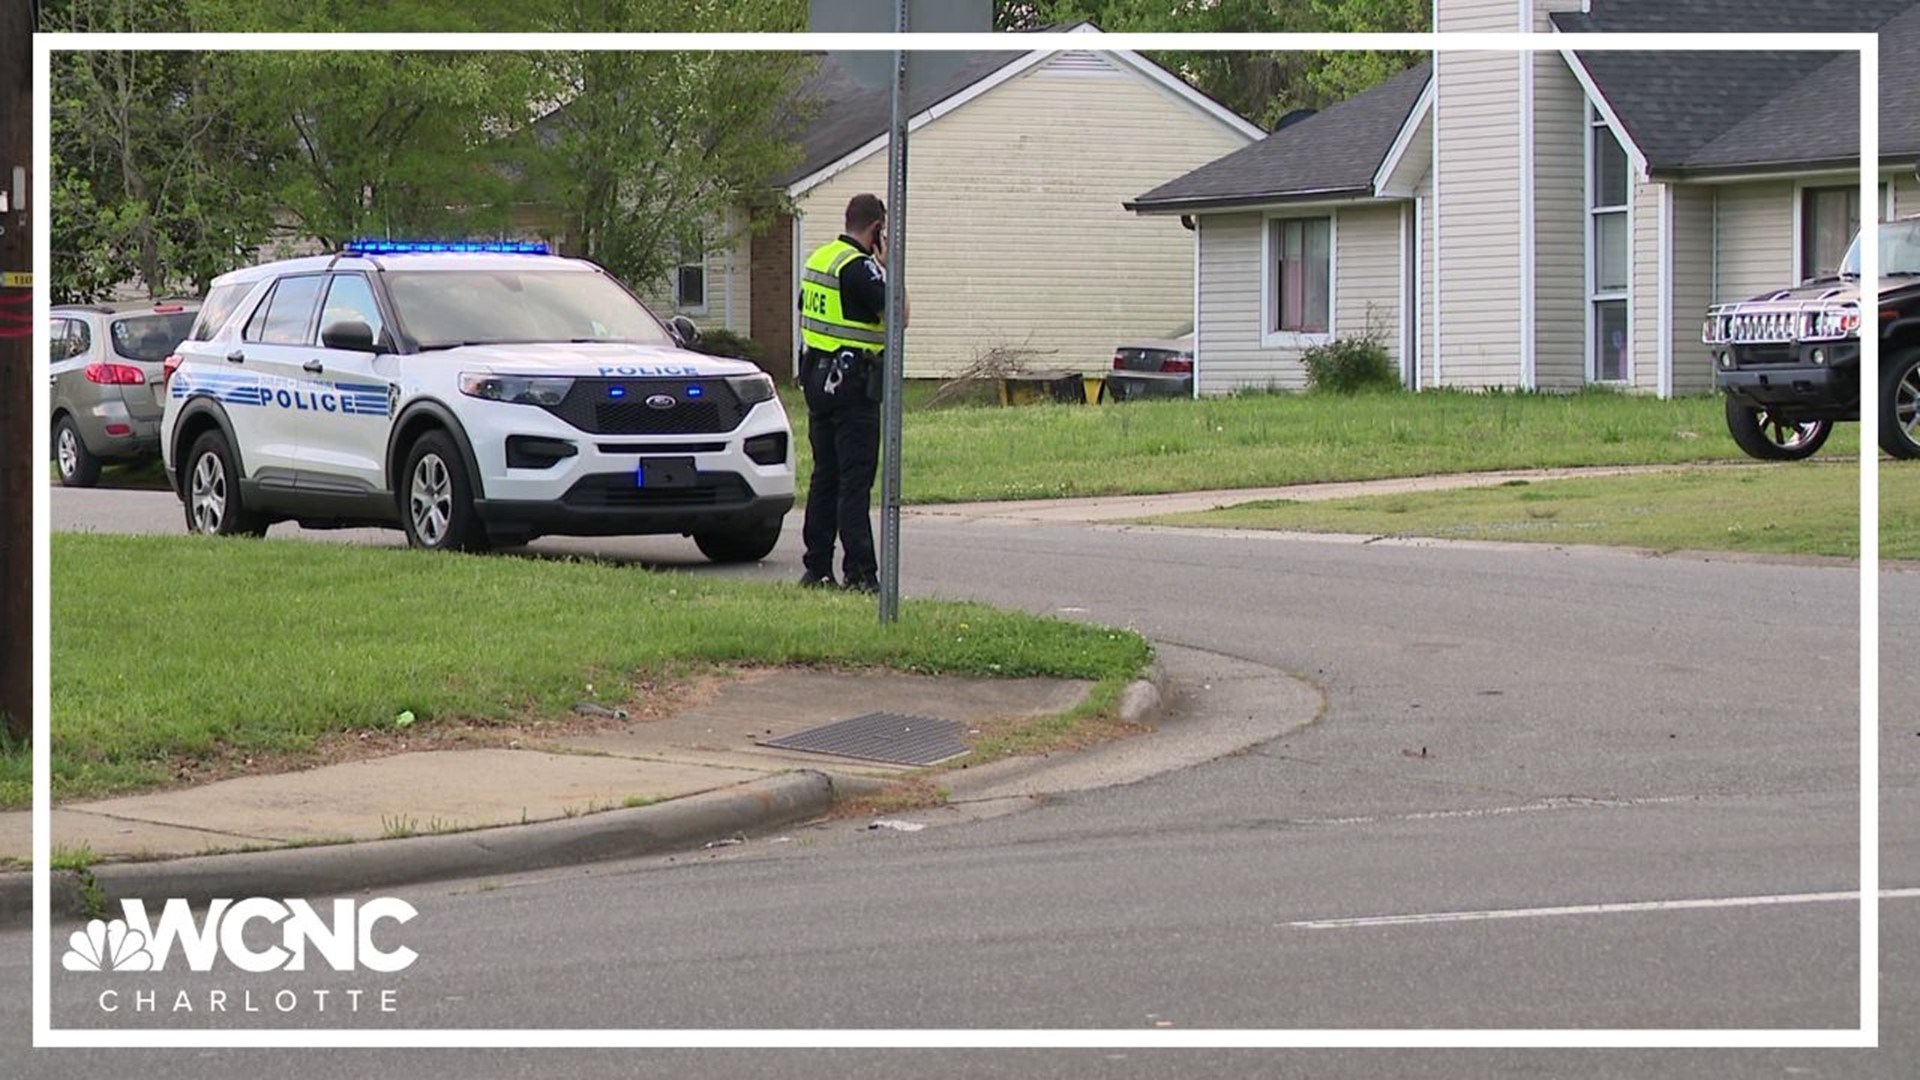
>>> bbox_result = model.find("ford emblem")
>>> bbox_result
[645,393,677,410]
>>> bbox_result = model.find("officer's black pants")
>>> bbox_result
[801,357,880,583]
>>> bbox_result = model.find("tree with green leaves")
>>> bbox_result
[996,0,1429,128]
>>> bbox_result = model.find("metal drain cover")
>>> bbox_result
[759,711,970,767]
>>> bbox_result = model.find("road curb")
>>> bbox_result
[1116,658,1169,728]
[1,770,835,922]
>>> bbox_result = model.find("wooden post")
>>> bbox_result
[0,0,30,745]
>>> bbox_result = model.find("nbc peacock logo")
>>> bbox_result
[61,918,154,973]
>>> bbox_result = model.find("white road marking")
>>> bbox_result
[1289,888,1920,930]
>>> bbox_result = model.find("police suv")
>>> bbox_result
[160,241,795,560]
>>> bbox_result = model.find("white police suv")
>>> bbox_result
[159,241,795,560]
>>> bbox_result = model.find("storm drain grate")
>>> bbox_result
[758,711,970,767]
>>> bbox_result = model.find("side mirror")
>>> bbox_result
[321,319,379,353]
[669,315,702,348]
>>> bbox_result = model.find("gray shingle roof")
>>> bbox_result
[1680,4,1920,171]
[1125,62,1430,211]
[778,50,1029,188]
[1549,0,1913,33]
[1557,0,1920,175]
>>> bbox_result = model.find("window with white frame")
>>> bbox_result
[1268,216,1331,335]
[1800,184,1885,281]
[1589,111,1629,383]
[674,239,707,312]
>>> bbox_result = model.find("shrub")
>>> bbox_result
[688,328,764,364]
[1301,336,1400,394]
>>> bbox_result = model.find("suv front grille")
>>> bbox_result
[1730,343,1797,366]
[561,472,754,510]
[544,378,747,435]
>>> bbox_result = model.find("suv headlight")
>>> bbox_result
[1805,308,1861,341]
[459,373,573,406]
[726,372,777,406]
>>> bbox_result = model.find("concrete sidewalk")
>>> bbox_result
[3,667,1094,867]
[905,462,1773,524]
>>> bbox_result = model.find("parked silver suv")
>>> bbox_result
[49,300,201,486]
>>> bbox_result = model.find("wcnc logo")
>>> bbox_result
[62,897,418,974]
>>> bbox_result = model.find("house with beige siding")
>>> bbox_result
[1128,0,1920,398]
[665,25,1262,380]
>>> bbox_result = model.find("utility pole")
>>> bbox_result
[0,0,31,745]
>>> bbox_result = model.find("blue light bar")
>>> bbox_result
[344,240,550,256]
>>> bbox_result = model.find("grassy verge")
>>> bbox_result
[786,387,1855,505]
[1144,461,1899,559]
[18,533,1150,809]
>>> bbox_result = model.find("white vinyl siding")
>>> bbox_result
[1195,212,1294,393]
[635,209,752,338]
[1438,0,1522,31]
[1629,180,1660,392]
[1670,185,1717,395]
[1194,203,1406,394]
[1711,179,1796,305]
[1438,0,1583,32]
[1533,54,1587,390]
[797,54,1252,379]
[1335,203,1403,365]
[1434,49,1524,387]
[1893,173,1920,218]
[1418,171,1435,389]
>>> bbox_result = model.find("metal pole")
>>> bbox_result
[0,0,29,743]
[877,0,908,624]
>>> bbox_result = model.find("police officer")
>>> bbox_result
[796,193,906,592]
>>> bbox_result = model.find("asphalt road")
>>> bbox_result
[7,485,1911,1078]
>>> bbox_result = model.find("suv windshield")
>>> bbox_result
[383,269,675,351]
[1839,219,1920,278]
[110,311,198,362]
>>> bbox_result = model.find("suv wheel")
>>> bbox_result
[693,521,782,564]
[184,429,268,537]
[1723,397,1831,461]
[53,415,101,488]
[402,431,489,552]
[1881,347,1920,459]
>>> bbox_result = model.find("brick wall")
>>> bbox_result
[750,212,795,379]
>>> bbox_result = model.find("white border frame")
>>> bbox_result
[30,29,1879,1049]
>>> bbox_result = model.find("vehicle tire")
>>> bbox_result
[1880,347,1920,459]
[693,521,782,564]
[401,430,489,553]
[52,415,101,488]
[1723,396,1832,461]
[182,429,268,537]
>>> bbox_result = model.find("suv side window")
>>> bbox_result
[191,283,250,342]
[242,285,276,342]
[257,275,325,345]
[320,273,385,345]
[68,318,92,359]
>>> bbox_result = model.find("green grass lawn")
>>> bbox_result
[1146,460,1914,560]
[789,387,1855,505]
[18,534,1150,809]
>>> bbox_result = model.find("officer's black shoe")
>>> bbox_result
[798,571,837,589]
[843,575,880,594]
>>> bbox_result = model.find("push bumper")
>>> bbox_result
[1713,362,1859,418]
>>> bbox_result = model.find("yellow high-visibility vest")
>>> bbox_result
[798,239,886,354]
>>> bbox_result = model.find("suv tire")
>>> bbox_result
[693,521,782,564]
[1724,397,1831,461]
[401,430,489,553]
[183,429,269,537]
[53,415,101,488]
[1880,347,1920,459]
